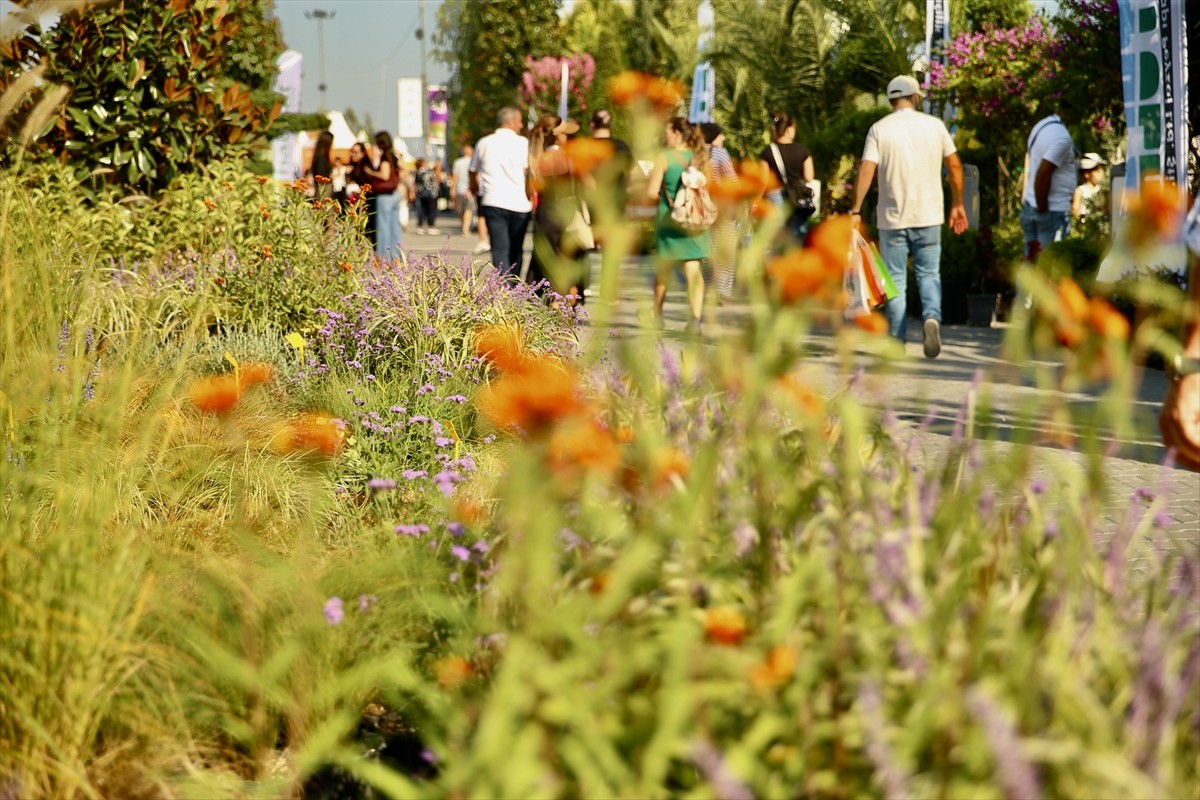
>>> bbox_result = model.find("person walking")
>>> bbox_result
[588,109,635,224]
[347,141,376,250]
[702,122,738,300]
[1021,104,1077,261]
[470,107,533,277]
[450,145,477,237]
[850,75,967,358]
[364,131,403,262]
[758,111,816,243]
[527,115,589,306]
[645,116,711,332]
[414,159,440,234]
[1071,153,1106,222]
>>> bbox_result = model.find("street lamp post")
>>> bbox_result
[304,9,335,112]
[416,0,428,158]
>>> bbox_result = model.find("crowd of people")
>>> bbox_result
[301,74,1132,361]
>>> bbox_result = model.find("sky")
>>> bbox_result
[272,0,452,134]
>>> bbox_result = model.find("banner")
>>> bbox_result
[1117,0,1187,188]
[924,0,950,114]
[271,50,302,181]
[428,85,448,146]
[1097,0,1189,281]
[397,78,423,140]
[689,0,715,123]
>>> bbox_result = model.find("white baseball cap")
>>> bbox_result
[1078,153,1106,170]
[886,75,923,99]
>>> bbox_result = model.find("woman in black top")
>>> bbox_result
[758,111,816,242]
[347,141,376,249]
[306,130,334,201]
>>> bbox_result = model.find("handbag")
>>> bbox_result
[769,144,816,218]
[369,159,400,194]
[563,170,595,251]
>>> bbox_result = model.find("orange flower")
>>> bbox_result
[589,571,610,596]
[748,645,797,691]
[808,214,854,272]
[1057,277,1089,321]
[1124,178,1184,246]
[451,496,487,525]
[280,413,346,457]
[222,181,235,192]
[289,179,308,192]
[314,174,331,185]
[256,176,270,184]
[607,71,651,106]
[614,424,635,444]
[237,361,274,389]
[312,199,324,210]
[339,261,352,272]
[1087,296,1130,341]
[259,204,271,219]
[188,374,241,414]
[434,656,473,689]
[651,447,690,489]
[203,199,217,210]
[852,312,888,335]
[563,136,614,177]
[473,324,528,373]
[704,607,747,645]
[766,249,840,304]
[710,160,777,202]
[475,356,581,433]
[644,77,685,112]
[776,376,824,417]
[547,418,621,477]
[261,244,273,260]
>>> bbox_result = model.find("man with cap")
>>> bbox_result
[850,75,968,358]
[1021,103,1077,262]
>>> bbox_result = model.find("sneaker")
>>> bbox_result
[427,227,437,235]
[923,318,942,359]
[472,241,491,255]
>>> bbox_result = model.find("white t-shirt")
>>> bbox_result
[469,128,532,213]
[451,156,472,194]
[1023,114,1076,212]
[861,109,957,230]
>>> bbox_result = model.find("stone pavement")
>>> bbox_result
[402,221,1199,564]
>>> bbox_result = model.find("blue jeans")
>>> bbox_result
[879,226,942,341]
[374,191,402,261]
[1019,202,1070,260]
[480,205,530,277]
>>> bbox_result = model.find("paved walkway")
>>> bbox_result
[403,223,1199,565]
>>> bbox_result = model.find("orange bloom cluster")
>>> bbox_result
[238,362,274,389]
[709,160,778,203]
[278,412,346,458]
[748,645,797,691]
[1051,277,1130,347]
[203,199,217,210]
[776,376,825,417]
[765,215,853,304]
[608,71,685,112]
[852,311,889,335]
[289,179,308,193]
[186,362,273,414]
[433,656,474,689]
[547,418,622,478]
[475,355,582,433]
[1122,178,1185,247]
[256,176,270,185]
[563,137,615,177]
[704,607,747,645]
[259,204,271,220]
[339,261,352,273]
[261,244,273,261]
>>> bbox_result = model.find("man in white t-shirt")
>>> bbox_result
[1021,108,1077,261]
[469,107,532,276]
[850,75,968,358]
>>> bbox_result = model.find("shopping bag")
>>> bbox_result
[844,234,872,319]
[866,241,898,302]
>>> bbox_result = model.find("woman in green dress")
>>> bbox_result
[645,116,711,331]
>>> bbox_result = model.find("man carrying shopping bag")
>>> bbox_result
[849,75,969,358]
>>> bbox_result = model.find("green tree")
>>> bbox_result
[434,0,563,148]
[564,0,631,133]
[956,0,1032,31]
[0,0,284,195]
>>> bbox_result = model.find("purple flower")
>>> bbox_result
[367,478,396,492]
[442,394,468,403]
[417,383,435,395]
[409,415,430,424]
[447,522,465,536]
[358,593,378,611]
[401,469,428,480]
[1153,510,1171,529]
[420,749,438,764]
[323,597,344,626]
[472,540,489,554]
[451,545,472,562]
[389,405,406,414]
[967,689,1042,799]
[435,436,454,447]
[434,470,462,497]
[395,523,430,537]
[1030,479,1047,495]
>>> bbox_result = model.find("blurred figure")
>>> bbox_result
[347,141,375,249]
[646,116,711,331]
[415,158,440,234]
[527,115,589,306]
[1160,195,1200,470]
[451,144,477,236]
[702,122,738,300]
[305,130,334,200]
[365,131,403,261]
[1072,153,1107,222]
[1022,101,1077,260]
[470,107,532,276]
[589,108,634,225]
[758,111,815,243]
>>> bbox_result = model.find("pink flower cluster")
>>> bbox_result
[519,54,596,118]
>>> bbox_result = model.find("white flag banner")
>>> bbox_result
[1097,0,1189,280]
[924,0,950,115]
[272,50,302,182]
[689,1,716,124]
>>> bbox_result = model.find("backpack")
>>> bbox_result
[670,163,718,233]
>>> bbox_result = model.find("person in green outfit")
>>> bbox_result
[645,116,711,331]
